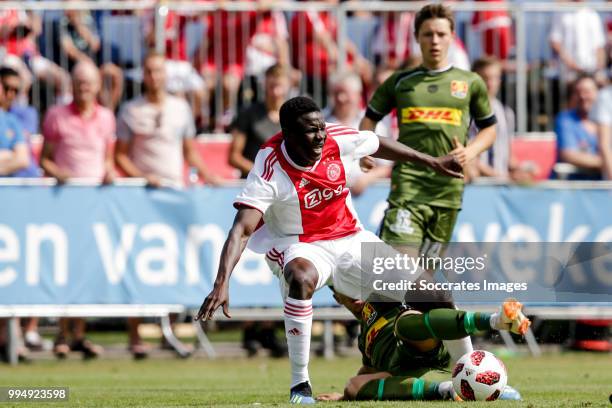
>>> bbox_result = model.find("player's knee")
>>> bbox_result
[284,259,318,298]
[395,309,441,352]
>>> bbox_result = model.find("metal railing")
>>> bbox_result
[0,1,611,133]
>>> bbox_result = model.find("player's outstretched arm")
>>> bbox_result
[195,207,263,321]
[373,136,464,179]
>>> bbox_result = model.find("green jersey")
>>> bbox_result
[366,66,495,209]
[357,302,450,377]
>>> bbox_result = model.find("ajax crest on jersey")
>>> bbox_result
[326,163,341,181]
[450,80,468,99]
[452,350,508,401]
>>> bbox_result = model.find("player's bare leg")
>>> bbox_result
[283,258,318,404]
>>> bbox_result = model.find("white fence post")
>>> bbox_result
[7,317,19,366]
[515,3,528,135]
[155,0,167,55]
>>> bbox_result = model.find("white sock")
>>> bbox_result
[437,381,454,399]
[443,337,474,365]
[284,297,313,388]
[489,312,503,330]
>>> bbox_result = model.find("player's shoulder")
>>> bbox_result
[253,134,283,181]
[392,66,428,89]
[448,67,484,83]
[325,122,360,137]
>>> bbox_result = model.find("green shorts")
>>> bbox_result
[379,202,459,248]
[387,341,451,377]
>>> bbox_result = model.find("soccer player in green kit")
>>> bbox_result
[359,2,498,381]
[360,3,496,249]
[317,292,530,402]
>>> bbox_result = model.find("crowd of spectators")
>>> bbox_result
[0,1,609,182]
[1,0,612,362]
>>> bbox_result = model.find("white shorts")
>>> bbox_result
[265,229,390,300]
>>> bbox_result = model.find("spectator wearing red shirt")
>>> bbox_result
[0,7,71,103]
[144,5,209,131]
[244,2,299,103]
[372,10,418,70]
[194,0,260,132]
[289,0,372,108]
[471,0,514,61]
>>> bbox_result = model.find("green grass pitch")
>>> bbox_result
[1,352,610,407]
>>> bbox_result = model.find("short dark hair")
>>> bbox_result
[471,55,501,73]
[414,3,455,36]
[279,96,320,133]
[0,66,20,82]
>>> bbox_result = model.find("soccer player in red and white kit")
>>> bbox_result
[196,97,463,404]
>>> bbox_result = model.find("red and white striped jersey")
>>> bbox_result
[234,124,379,251]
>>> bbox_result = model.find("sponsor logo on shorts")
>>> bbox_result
[389,209,415,235]
[400,107,462,126]
[450,80,468,99]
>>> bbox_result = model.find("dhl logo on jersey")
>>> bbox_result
[401,107,462,126]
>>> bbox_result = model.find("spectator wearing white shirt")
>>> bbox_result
[549,1,606,84]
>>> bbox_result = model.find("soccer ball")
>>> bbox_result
[451,350,508,401]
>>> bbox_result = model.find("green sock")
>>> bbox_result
[395,309,492,342]
[355,377,442,401]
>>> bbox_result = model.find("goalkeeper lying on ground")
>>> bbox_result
[317,292,530,402]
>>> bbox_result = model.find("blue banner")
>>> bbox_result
[0,184,610,307]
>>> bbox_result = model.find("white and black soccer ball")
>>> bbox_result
[451,350,508,401]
